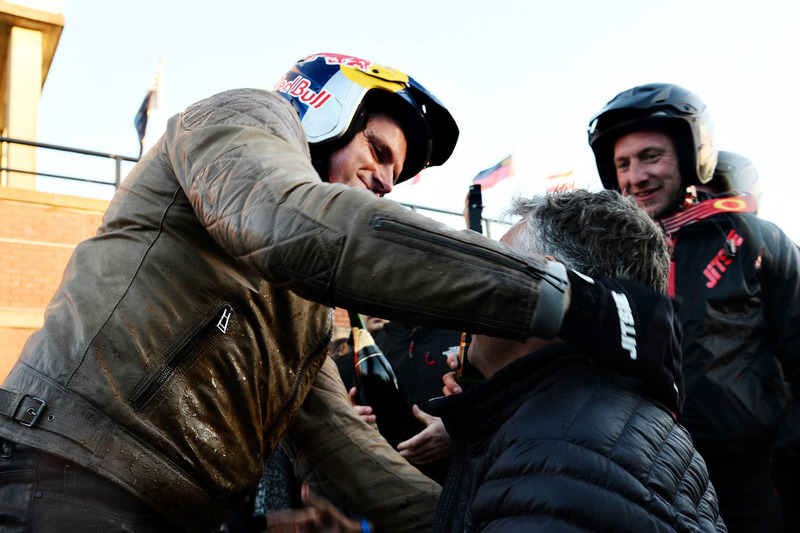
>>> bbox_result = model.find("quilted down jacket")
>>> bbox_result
[430,343,726,533]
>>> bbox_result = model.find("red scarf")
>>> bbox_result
[657,193,757,297]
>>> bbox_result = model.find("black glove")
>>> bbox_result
[559,270,684,412]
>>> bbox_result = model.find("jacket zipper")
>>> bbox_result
[372,218,561,288]
[435,441,467,532]
[262,326,332,440]
[132,304,234,410]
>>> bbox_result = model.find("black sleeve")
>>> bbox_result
[559,270,684,412]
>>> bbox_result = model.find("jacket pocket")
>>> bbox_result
[130,304,234,410]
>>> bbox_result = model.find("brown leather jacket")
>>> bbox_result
[0,89,567,531]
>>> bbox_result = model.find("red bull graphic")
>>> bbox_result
[302,53,373,72]
[275,75,332,109]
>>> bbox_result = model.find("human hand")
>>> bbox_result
[441,348,463,396]
[396,405,451,464]
[445,347,460,371]
[348,387,376,425]
[265,482,369,532]
[363,316,389,333]
[441,372,462,396]
[559,272,684,411]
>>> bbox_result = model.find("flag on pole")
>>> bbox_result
[546,170,576,192]
[134,63,162,158]
[134,89,155,157]
[473,155,513,190]
[409,169,425,185]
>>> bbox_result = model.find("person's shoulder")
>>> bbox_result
[727,212,800,252]
[741,212,794,237]
[180,89,299,129]
[498,370,685,478]
[195,88,287,106]
[177,89,307,149]
[518,369,674,438]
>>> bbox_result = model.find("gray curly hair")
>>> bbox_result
[505,189,670,294]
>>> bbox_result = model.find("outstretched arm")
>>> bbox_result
[282,358,440,533]
[164,89,684,407]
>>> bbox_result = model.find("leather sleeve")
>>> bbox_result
[162,88,567,341]
[281,357,441,533]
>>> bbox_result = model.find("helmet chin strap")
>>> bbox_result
[312,157,330,182]
[674,186,696,212]
[310,143,333,183]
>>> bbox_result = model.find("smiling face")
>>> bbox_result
[613,130,685,219]
[327,112,407,196]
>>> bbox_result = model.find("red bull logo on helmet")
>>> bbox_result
[301,53,409,86]
[301,53,374,72]
[275,75,332,109]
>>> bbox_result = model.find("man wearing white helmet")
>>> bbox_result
[703,150,762,211]
[0,54,681,532]
[589,83,800,533]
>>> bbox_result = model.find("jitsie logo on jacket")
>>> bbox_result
[703,230,743,288]
[611,291,637,360]
[217,308,232,334]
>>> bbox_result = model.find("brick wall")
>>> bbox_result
[0,187,361,381]
[0,187,108,380]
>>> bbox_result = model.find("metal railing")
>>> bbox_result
[0,136,138,190]
[0,136,508,236]
[400,202,507,238]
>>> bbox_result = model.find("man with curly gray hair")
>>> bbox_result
[430,189,725,532]
[506,189,669,294]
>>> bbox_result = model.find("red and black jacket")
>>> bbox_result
[665,203,800,463]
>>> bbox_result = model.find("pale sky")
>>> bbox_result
[36,0,800,242]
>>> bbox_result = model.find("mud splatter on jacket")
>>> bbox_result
[0,89,576,531]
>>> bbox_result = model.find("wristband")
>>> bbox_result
[360,518,372,532]
[529,260,569,338]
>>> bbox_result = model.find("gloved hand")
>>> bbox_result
[559,270,684,412]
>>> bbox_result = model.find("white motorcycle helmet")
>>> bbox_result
[276,53,459,184]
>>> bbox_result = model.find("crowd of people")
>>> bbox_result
[0,52,797,533]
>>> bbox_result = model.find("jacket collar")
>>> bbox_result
[428,343,586,445]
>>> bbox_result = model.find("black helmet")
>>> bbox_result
[712,151,762,212]
[276,53,459,184]
[588,83,717,191]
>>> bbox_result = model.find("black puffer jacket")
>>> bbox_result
[429,343,725,532]
[668,208,800,463]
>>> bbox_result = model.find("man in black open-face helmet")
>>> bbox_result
[590,83,800,533]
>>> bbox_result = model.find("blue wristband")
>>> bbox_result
[360,518,371,533]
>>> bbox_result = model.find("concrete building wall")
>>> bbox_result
[0,0,64,187]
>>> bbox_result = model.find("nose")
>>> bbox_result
[628,160,649,185]
[371,166,394,196]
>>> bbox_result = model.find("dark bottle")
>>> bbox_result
[455,332,486,389]
[349,311,424,449]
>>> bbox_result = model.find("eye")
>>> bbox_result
[642,151,662,163]
[371,141,386,164]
